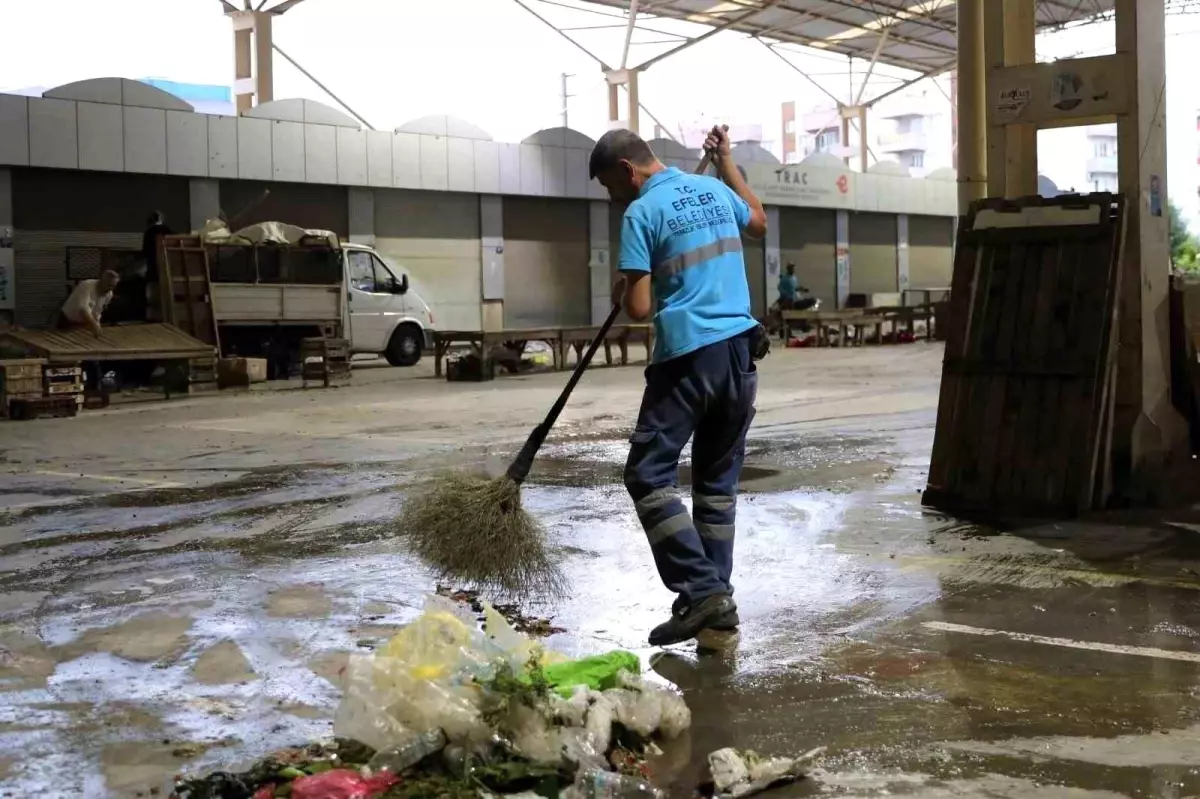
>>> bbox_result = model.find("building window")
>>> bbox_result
[896,116,924,135]
[1088,172,1117,192]
[1093,138,1115,158]
[815,130,839,152]
[902,151,925,168]
[785,120,795,134]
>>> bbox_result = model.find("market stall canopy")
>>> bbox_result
[574,0,1118,75]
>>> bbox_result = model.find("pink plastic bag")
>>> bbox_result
[289,769,400,799]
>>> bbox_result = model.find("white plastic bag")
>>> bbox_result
[333,595,501,749]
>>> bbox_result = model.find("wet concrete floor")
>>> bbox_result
[3,345,1200,797]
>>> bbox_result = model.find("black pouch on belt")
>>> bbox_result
[750,322,771,361]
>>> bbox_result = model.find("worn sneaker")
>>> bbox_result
[650,594,737,647]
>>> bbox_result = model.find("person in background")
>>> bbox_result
[141,211,172,321]
[60,270,119,337]
[778,263,800,310]
[589,125,768,647]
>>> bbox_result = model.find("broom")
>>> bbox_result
[398,143,723,597]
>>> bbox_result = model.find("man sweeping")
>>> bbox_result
[589,126,768,646]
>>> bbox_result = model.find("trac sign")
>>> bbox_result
[745,164,854,209]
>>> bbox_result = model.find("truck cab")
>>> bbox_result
[343,244,435,366]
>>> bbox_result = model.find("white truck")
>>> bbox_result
[169,229,436,373]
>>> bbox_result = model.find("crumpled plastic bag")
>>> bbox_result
[288,769,399,799]
[605,671,691,739]
[334,595,506,750]
[543,651,640,697]
[704,747,824,799]
[333,595,690,765]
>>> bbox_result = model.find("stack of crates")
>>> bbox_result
[0,359,47,418]
[43,364,84,410]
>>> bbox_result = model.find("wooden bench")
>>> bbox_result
[433,328,564,378]
[433,324,655,378]
[559,324,653,367]
[781,309,869,347]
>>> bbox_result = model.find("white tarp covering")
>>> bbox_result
[199,219,341,248]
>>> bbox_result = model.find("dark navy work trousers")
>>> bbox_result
[624,331,757,604]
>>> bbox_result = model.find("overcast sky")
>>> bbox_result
[2,0,1199,223]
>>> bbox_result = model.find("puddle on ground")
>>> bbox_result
[530,433,900,494]
[266,584,333,619]
[9,413,1200,798]
[192,640,257,685]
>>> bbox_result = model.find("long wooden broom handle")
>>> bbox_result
[504,133,725,485]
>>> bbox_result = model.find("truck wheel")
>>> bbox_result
[385,325,423,367]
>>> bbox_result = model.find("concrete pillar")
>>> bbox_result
[1114,0,1186,489]
[897,213,910,293]
[858,106,869,173]
[188,178,220,233]
[835,210,850,308]
[841,115,851,167]
[230,11,274,113]
[765,207,781,309]
[347,188,375,246]
[985,0,1038,198]
[956,0,987,214]
[0,168,13,322]
[604,69,640,133]
[627,70,640,135]
[589,201,612,325]
[480,195,505,331]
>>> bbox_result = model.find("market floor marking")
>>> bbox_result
[923,621,1200,664]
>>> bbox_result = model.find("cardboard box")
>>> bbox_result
[217,357,268,388]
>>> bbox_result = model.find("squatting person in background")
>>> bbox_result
[588,125,768,646]
[60,269,119,338]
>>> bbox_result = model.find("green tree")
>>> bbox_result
[1169,200,1196,266]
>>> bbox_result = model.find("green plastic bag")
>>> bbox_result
[539,651,640,697]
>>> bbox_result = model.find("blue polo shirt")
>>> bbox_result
[618,167,758,363]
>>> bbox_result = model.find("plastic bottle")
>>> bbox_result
[573,768,664,799]
[367,728,448,773]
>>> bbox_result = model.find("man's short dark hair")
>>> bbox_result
[589,129,656,179]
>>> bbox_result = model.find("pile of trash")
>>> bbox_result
[173,596,698,798]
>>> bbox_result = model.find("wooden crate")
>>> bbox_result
[0,358,47,418]
[301,337,351,388]
[923,193,1126,517]
[188,356,218,393]
[43,363,84,401]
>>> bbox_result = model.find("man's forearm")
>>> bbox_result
[717,157,765,218]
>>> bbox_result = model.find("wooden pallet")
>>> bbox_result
[923,193,1126,517]
[160,235,221,351]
